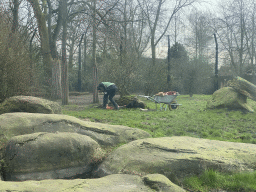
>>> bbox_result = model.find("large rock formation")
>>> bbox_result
[207,76,256,112]
[0,112,151,152]
[0,112,151,181]
[93,136,256,181]
[207,87,254,112]
[4,132,104,181]
[0,174,185,192]
[228,76,256,101]
[0,96,62,114]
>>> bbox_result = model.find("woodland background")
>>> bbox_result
[0,0,256,104]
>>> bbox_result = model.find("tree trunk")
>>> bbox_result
[167,35,171,90]
[239,0,245,76]
[27,0,52,97]
[29,29,37,85]
[78,34,84,92]
[46,0,52,51]
[252,11,256,84]
[51,59,62,99]
[214,33,219,91]
[92,0,99,103]
[93,67,98,103]
[84,33,87,72]
[12,0,19,32]
[50,0,63,59]
[46,0,61,100]
[61,0,68,105]
[68,34,75,69]
[151,38,156,66]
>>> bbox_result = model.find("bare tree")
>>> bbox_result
[27,0,52,96]
[11,0,20,32]
[137,0,197,66]
[94,0,150,96]
[244,1,256,75]
[61,0,68,105]
[92,0,99,103]
[187,10,213,59]
[137,0,197,94]
[25,0,93,101]
[216,0,253,76]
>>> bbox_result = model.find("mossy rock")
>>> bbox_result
[0,174,185,191]
[207,87,254,112]
[0,112,152,165]
[115,95,146,109]
[227,76,256,101]
[0,96,62,114]
[93,136,256,181]
[4,132,104,181]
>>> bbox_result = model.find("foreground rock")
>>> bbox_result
[0,112,151,159]
[94,136,256,181]
[0,174,185,192]
[4,132,103,181]
[0,96,62,114]
[0,112,151,146]
[207,87,254,112]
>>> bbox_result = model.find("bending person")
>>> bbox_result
[97,82,119,110]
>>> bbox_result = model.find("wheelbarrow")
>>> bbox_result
[139,94,182,111]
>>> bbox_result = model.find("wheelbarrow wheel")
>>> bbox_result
[169,101,178,110]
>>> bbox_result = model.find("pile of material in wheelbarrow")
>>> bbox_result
[155,91,178,96]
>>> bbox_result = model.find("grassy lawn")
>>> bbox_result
[62,94,256,191]
[184,169,256,192]
[63,94,256,144]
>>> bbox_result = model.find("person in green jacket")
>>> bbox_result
[97,82,119,110]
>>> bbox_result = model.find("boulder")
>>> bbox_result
[0,96,62,114]
[4,132,104,181]
[206,87,254,112]
[0,174,185,192]
[227,76,256,101]
[93,136,256,181]
[0,112,151,159]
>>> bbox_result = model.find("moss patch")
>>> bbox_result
[94,137,256,181]
[0,96,62,114]
[207,87,254,112]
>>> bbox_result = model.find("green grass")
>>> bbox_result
[62,94,256,191]
[63,94,256,144]
[184,169,256,192]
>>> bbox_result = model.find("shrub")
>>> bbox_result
[0,11,31,102]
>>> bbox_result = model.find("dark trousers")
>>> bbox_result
[103,85,118,109]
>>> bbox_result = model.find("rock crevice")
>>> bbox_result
[141,141,197,154]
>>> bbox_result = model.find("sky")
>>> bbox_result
[143,0,221,59]
[0,0,221,60]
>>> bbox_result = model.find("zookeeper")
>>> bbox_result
[97,82,119,110]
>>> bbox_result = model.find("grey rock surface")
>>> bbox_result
[0,96,62,114]
[0,174,186,192]
[94,136,256,181]
[207,87,254,112]
[4,132,103,181]
[0,112,151,152]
